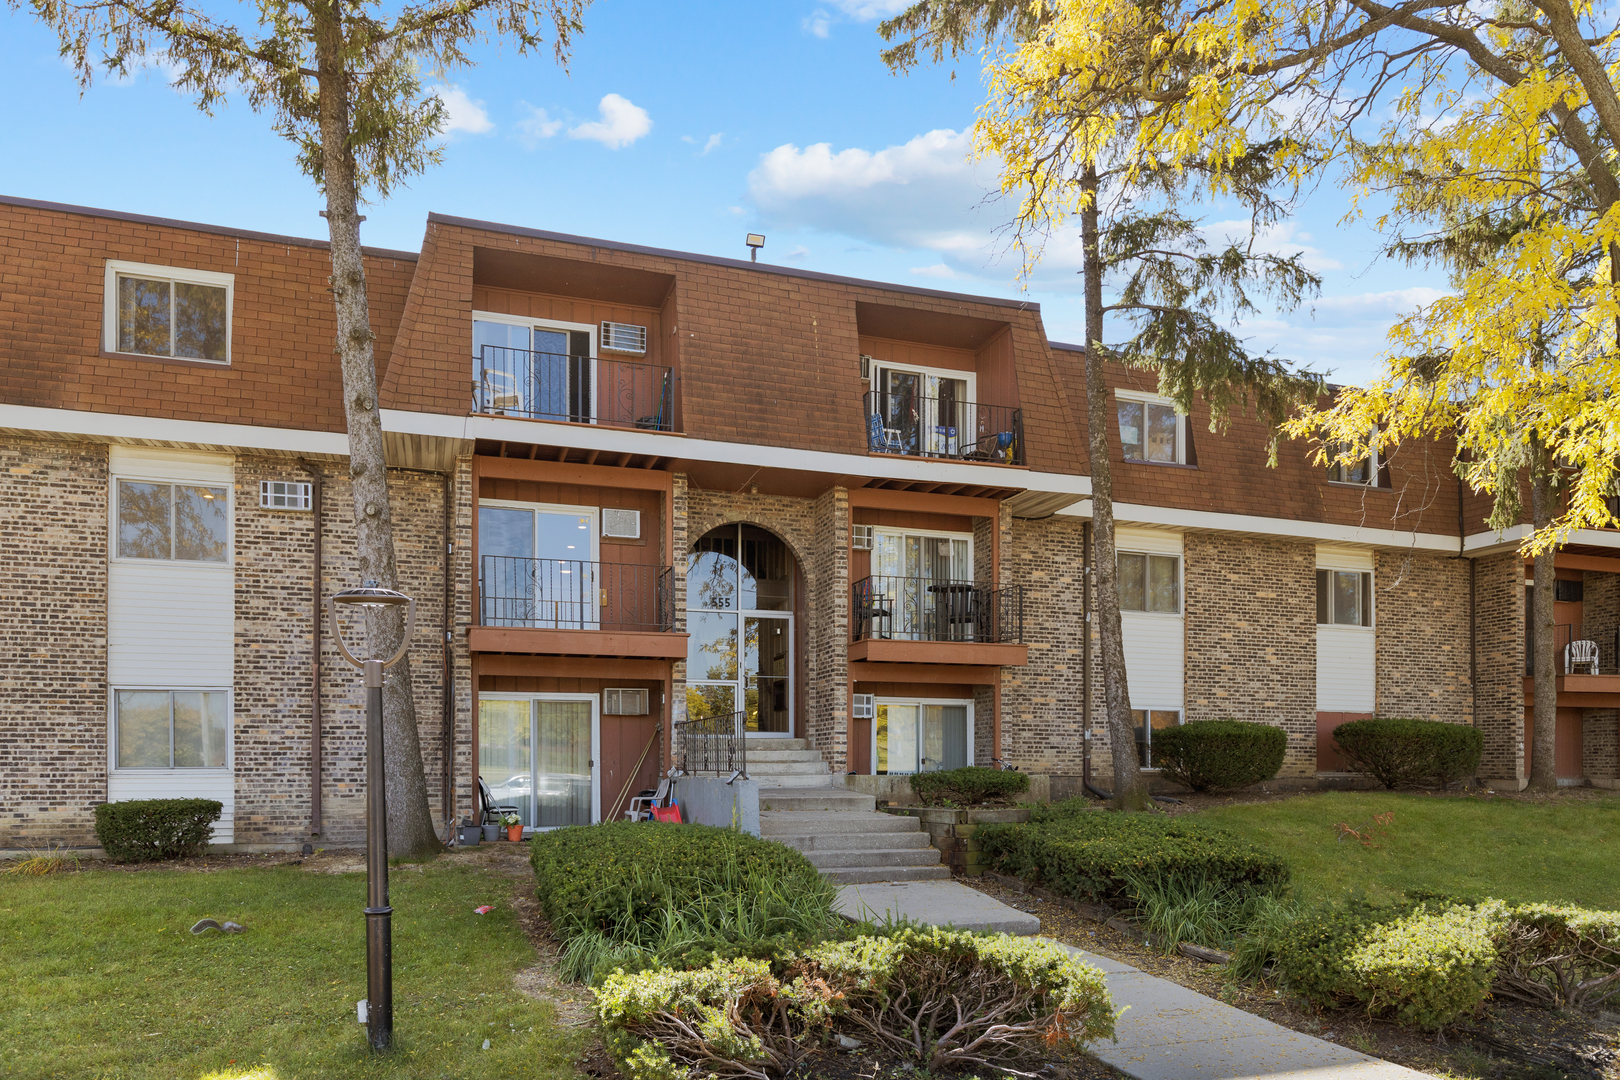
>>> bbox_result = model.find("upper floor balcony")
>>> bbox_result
[469,555,685,659]
[473,344,673,432]
[863,391,1023,466]
[849,574,1028,666]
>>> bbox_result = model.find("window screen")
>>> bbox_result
[117,481,228,562]
[1316,569,1372,626]
[1119,553,1180,613]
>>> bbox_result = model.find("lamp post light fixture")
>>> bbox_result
[327,580,417,1053]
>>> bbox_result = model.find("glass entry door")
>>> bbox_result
[479,695,597,829]
[687,524,796,736]
[874,701,970,774]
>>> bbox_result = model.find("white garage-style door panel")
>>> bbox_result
[107,562,234,684]
[1117,527,1185,711]
[106,767,234,842]
[1317,627,1376,711]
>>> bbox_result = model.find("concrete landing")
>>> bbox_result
[834,880,1041,935]
[1048,942,1432,1080]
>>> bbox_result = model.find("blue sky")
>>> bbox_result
[0,0,1446,386]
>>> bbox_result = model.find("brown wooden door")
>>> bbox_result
[1524,707,1585,780]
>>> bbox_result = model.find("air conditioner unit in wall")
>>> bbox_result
[860,354,875,380]
[852,694,876,720]
[601,321,648,355]
[260,480,312,510]
[603,508,642,539]
[851,524,874,550]
[604,688,649,715]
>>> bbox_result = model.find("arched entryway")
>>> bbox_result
[687,523,799,736]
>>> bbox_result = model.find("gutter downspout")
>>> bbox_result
[1459,473,1479,734]
[299,459,323,841]
[441,470,455,840]
[1082,520,1093,795]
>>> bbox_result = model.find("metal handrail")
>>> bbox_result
[850,575,1024,643]
[479,556,674,632]
[674,710,748,779]
[472,344,673,431]
[862,390,1023,465]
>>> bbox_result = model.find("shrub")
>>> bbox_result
[1331,717,1482,789]
[93,799,221,862]
[1224,896,1305,981]
[1492,902,1620,1009]
[1151,720,1287,792]
[908,766,1029,807]
[978,806,1290,907]
[1125,872,1286,953]
[596,929,1115,1080]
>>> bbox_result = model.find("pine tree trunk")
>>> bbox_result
[314,4,441,857]
[1528,457,1559,793]
[1081,165,1148,809]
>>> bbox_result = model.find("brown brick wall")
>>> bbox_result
[1183,532,1317,776]
[1374,550,1474,722]
[0,438,109,846]
[1000,516,1088,774]
[1474,552,1525,780]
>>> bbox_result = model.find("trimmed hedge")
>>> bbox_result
[530,821,823,936]
[597,928,1115,1080]
[1152,720,1287,792]
[93,798,222,862]
[908,765,1029,806]
[1332,717,1482,789]
[977,802,1290,906]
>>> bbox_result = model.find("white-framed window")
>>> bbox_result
[113,478,230,563]
[873,698,973,775]
[1317,568,1373,626]
[868,359,978,458]
[1327,441,1378,485]
[473,311,598,422]
[1118,551,1181,614]
[478,693,600,830]
[112,688,231,770]
[1131,708,1181,769]
[1116,390,1186,464]
[104,260,233,363]
[478,500,601,628]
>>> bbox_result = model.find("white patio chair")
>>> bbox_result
[479,368,524,414]
[1565,638,1599,675]
[625,778,671,821]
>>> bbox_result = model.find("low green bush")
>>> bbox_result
[1331,717,1482,789]
[596,928,1115,1080]
[93,799,222,862]
[908,765,1029,806]
[978,804,1290,907]
[1151,720,1287,792]
[1491,902,1620,1009]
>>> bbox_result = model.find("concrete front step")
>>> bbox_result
[758,787,877,812]
[746,738,808,752]
[801,847,942,870]
[755,773,837,788]
[821,864,952,884]
[763,827,933,851]
[741,749,825,763]
[744,760,831,775]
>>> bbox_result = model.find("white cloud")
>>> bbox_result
[515,104,563,147]
[803,10,832,36]
[568,93,651,149]
[911,264,960,279]
[702,133,724,155]
[1312,286,1449,312]
[830,0,908,18]
[1203,219,1343,273]
[431,84,493,135]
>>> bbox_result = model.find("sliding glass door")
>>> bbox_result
[874,699,971,774]
[479,502,600,629]
[479,695,598,829]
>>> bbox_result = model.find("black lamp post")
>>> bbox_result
[327,580,416,1053]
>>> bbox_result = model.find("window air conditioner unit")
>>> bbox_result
[604,688,649,716]
[600,321,648,355]
[260,480,312,510]
[603,508,642,539]
[852,694,876,720]
[851,524,874,550]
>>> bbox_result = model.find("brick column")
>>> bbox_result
[1474,552,1525,783]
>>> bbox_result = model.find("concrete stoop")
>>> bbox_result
[759,777,949,884]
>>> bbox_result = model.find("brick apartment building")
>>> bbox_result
[2,193,1616,850]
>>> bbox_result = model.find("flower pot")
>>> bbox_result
[506,824,524,842]
[482,824,500,842]
[456,825,481,846]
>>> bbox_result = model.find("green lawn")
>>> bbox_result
[1195,790,1620,908]
[0,855,582,1080]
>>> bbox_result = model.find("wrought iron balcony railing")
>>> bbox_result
[863,390,1023,465]
[473,344,673,431]
[479,556,674,632]
[675,709,748,778]
[851,576,1024,644]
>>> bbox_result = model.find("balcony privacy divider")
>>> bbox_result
[851,576,1024,643]
[474,344,673,431]
[862,390,1023,465]
[480,556,673,633]
[674,709,748,778]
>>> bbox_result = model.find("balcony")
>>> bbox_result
[849,575,1028,666]
[863,391,1023,466]
[473,345,673,431]
[469,556,685,659]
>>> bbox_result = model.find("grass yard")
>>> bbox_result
[0,854,581,1080]
[1195,789,1620,908]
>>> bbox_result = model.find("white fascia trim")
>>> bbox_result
[1057,498,1459,553]
[382,409,1093,497]
[1463,524,1620,556]
[0,403,349,456]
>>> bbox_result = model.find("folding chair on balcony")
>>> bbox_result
[1566,638,1600,675]
[636,370,672,431]
[479,368,524,415]
[867,411,902,454]
[479,776,520,828]
[964,430,1016,463]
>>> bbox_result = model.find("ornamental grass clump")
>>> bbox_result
[1151,720,1286,792]
[92,798,222,862]
[908,766,1030,807]
[595,928,1115,1080]
[1330,717,1482,789]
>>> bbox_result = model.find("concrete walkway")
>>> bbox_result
[835,879,1430,1080]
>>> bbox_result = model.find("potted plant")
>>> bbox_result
[501,812,523,842]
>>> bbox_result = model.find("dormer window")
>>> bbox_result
[1117,391,1186,464]
[1327,442,1377,485]
[104,261,232,363]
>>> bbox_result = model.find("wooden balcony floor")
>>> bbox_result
[468,625,688,659]
[1522,673,1620,708]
